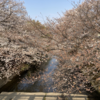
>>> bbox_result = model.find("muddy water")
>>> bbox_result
[0,57,58,92]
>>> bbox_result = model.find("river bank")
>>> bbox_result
[0,45,49,89]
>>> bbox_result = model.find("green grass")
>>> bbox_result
[20,64,30,71]
[43,93,47,100]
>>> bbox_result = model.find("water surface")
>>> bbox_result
[0,57,58,92]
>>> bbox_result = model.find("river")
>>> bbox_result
[0,57,58,92]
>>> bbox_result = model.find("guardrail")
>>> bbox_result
[0,92,95,100]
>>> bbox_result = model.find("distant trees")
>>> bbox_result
[24,20,46,32]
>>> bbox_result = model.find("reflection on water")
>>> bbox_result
[0,58,58,92]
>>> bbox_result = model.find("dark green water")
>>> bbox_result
[0,57,58,92]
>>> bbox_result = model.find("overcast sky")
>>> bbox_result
[20,0,83,23]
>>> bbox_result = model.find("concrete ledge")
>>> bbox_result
[1,92,46,96]
[0,92,94,100]
[20,92,46,96]
[1,92,21,95]
[46,93,62,96]
[63,93,87,96]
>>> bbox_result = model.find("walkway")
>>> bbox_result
[0,92,93,100]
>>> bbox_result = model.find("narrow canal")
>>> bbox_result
[0,57,58,92]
